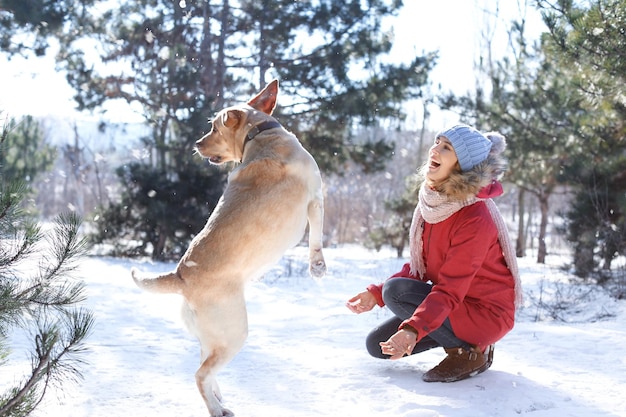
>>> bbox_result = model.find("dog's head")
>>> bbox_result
[195,79,279,164]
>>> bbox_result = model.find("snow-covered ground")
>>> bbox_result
[7,246,626,417]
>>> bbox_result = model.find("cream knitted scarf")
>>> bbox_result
[409,185,523,308]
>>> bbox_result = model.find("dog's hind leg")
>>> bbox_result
[196,348,234,417]
[307,190,327,278]
[188,293,248,417]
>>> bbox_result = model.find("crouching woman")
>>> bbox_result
[347,124,522,382]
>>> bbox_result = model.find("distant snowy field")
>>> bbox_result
[5,246,626,417]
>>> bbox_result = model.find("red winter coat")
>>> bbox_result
[367,201,516,350]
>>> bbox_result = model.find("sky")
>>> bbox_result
[0,1,546,127]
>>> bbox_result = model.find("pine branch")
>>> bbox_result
[0,309,94,416]
[0,180,43,269]
[1,202,94,416]
[38,212,88,283]
[17,279,87,311]
[0,281,27,335]
[44,309,95,385]
[0,333,52,416]
[0,222,42,269]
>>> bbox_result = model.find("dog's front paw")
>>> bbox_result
[309,260,327,278]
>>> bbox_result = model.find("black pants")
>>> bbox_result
[366,278,470,359]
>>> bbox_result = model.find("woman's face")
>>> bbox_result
[426,136,459,183]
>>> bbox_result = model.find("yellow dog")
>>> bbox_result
[131,79,326,416]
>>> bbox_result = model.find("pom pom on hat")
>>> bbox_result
[484,131,506,155]
[437,124,492,171]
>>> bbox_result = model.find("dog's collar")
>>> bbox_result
[244,120,282,144]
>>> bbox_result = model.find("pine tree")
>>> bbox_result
[0,115,56,186]
[52,0,434,172]
[1,1,437,260]
[367,172,419,258]
[0,118,94,416]
[539,0,626,276]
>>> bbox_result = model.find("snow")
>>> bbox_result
[7,246,626,417]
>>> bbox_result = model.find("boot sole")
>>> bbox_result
[422,364,489,383]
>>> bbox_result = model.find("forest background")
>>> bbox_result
[0,0,625,415]
[2,0,624,271]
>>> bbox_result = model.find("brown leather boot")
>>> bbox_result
[422,344,494,383]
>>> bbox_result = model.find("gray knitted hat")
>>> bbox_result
[437,124,492,171]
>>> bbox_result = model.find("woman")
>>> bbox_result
[346,124,522,383]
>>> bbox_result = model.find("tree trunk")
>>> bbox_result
[199,2,214,97]
[154,227,167,261]
[516,188,526,257]
[215,0,229,108]
[537,191,549,264]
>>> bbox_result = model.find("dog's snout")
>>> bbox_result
[195,136,209,152]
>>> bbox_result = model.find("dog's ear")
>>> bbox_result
[247,79,278,115]
[222,110,243,128]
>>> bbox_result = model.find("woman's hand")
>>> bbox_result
[346,290,377,314]
[379,329,418,360]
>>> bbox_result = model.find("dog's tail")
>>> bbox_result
[131,267,184,294]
